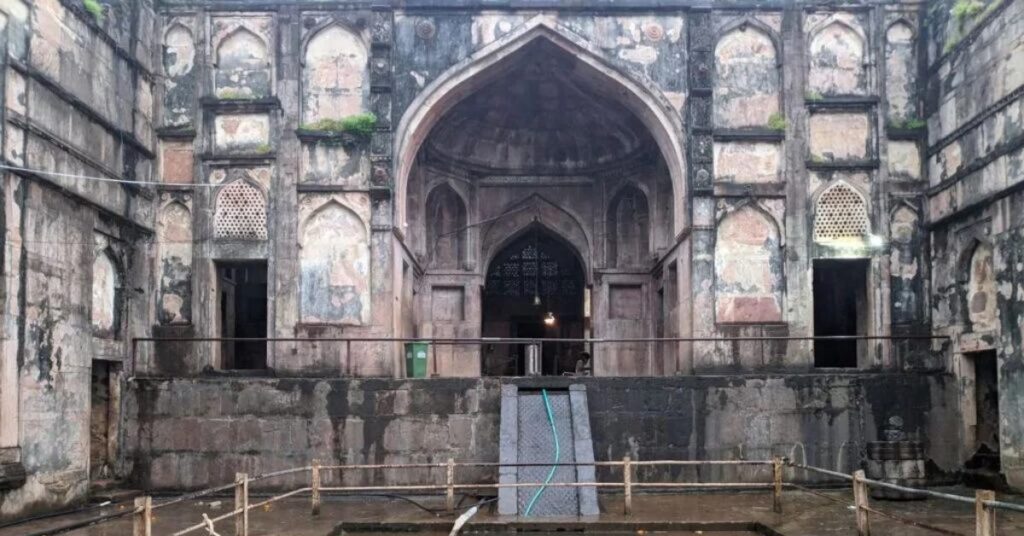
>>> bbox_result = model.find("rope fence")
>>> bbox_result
[21,458,1024,536]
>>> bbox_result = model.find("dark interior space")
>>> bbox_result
[482,226,585,376]
[967,350,1001,474]
[89,360,115,481]
[813,258,868,367]
[217,261,268,370]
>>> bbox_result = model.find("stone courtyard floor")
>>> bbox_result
[3,487,1023,536]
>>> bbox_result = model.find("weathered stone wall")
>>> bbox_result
[924,0,1024,489]
[126,373,959,490]
[0,0,156,519]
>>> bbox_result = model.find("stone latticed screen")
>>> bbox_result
[813,183,869,242]
[214,180,268,240]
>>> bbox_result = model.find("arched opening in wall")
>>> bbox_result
[482,225,585,376]
[425,184,467,270]
[401,33,681,376]
[607,186,650,268]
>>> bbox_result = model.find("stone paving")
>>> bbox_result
[3,487,1023,536]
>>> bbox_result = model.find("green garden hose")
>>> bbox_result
[523,388,559,516]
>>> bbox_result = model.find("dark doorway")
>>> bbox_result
[971,350,1000,467]
[813,258,868,367]
[90,360,117,481]
[481,226,585,376]
[217,261,268,369]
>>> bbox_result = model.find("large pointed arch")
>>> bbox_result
[394,17,687,235]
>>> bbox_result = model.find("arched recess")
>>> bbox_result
[607,185,650,268]
[962,241,998,333]
[714,204,783,324]
[480,194,592,283]
[157,200,193,325]
[302,23,368,124]
[813,180,870,243]
[91,248,121,338]
[808,18,868,96]
[163,24,195,77]
[889,204,922,324]
[714,20,781,128]
[300,201,371,325]
[214,27,270,98]
[214,179,268,240]
[425,184,467,270]
[393,18,687,235]
[885,20,917,122]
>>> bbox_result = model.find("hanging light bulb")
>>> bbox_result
[543,312,556,326]
[533,294,542,306]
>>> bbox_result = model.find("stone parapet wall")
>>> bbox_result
[127,374,959,491]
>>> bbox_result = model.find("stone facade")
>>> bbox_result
[0,0,1023,522]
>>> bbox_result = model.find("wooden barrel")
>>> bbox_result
[865,441,927,500]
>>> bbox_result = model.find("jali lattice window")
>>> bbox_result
[485,232,581,299]
[814,182,870,242]
[214,180,268,240]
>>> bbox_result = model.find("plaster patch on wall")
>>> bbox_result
[303,25,368,124]
[159,140,194,184]
[300,198,371,325]
[715,206,783,323]
[809,113,871,161]
[714,142,781,183]
[300,142,367,187]
[888,141,921,180]
[714,26,779,129]
[471,14,526,47]
[214,114,269,153]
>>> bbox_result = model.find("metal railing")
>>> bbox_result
[23,457,1024,536]
[130,334,948,377]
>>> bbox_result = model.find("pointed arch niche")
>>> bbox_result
[607,185,650,268]
[808,18,868,96]
[214,26,271,98]
[425,184,467,270]
[302,24,368,124]
[299,198,371,325]
[157,199,193,325]
[714,204,784,324]
[714,21,781,129]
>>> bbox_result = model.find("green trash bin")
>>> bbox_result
[405,342,429,378]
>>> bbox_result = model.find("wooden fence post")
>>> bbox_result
[234,472,249,536]
[133,496,152,536]
[445,458,456,512]
[311,459,321,516]
[623,456,632,516]
[975,489,996,536]
[853,470,870,536]
[772,457,783,514]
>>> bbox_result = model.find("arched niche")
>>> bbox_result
[163,24,195,77]
[714,204,783,324]
[157,201,193,325]
[214,28,270,98]
[300,201,371,325]
[425,184,467,270]
[808,20,867,96]
[714,23,781,128]
[302,24,368,124]
[966,242,998,333]
[607,185,650,268]
[91,249,121,337]
[214,179,268,240]
[813,181,870,243]
[885,21,917,122]
[889,205,922,324]
[393,19,687,235]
